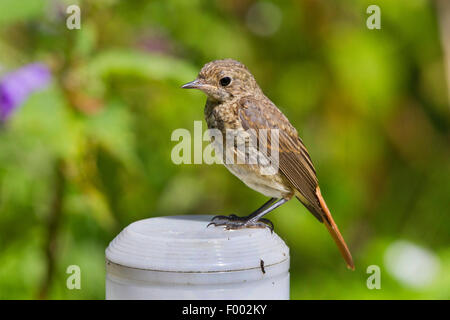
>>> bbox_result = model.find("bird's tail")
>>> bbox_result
[315,186,355,270]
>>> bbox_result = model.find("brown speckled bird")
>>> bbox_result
[182,59,354,270]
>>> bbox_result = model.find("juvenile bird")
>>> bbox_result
[182,59,354,270]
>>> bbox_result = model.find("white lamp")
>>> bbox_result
[105,215,290,299]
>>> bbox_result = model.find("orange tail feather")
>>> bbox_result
[316,187,355,270]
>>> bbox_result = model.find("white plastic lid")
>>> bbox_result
[105,215,289,273]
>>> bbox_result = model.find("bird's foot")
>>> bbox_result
[207,214,274,232]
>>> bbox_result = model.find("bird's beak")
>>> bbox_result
[181,78,205,89]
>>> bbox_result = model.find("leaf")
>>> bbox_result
[85,101,139,170]
[87,49,197,83]
[10,85,83,160]
[0,0,47,26]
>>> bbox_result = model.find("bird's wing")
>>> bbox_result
[238,96,324,220]
[238,96,354,270]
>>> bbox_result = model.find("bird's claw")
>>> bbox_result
[210,214,238,222]
[207,215,274,233]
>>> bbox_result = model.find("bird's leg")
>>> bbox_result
[208,198,288,231]
[210,197,276,222]
[247,197,278,219]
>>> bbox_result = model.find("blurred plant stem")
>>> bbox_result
[37,159,66,299]
[436,0,450,104]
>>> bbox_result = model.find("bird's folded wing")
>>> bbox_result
[238,96,324,221]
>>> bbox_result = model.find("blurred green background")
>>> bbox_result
[0,0,449,299]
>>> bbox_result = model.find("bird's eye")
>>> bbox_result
[219,77,231,87]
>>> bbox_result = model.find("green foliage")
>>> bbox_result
[0,0,448,299]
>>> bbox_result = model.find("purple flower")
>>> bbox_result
[0,63,51,122]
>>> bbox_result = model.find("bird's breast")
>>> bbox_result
[223,162,292,198]
[205,124,292,199]
[204,100,240,131]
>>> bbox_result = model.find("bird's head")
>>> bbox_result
[182,59,260,102]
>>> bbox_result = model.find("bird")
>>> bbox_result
[182,59,354,270]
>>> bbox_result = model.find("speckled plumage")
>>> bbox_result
[183,59,354,270]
